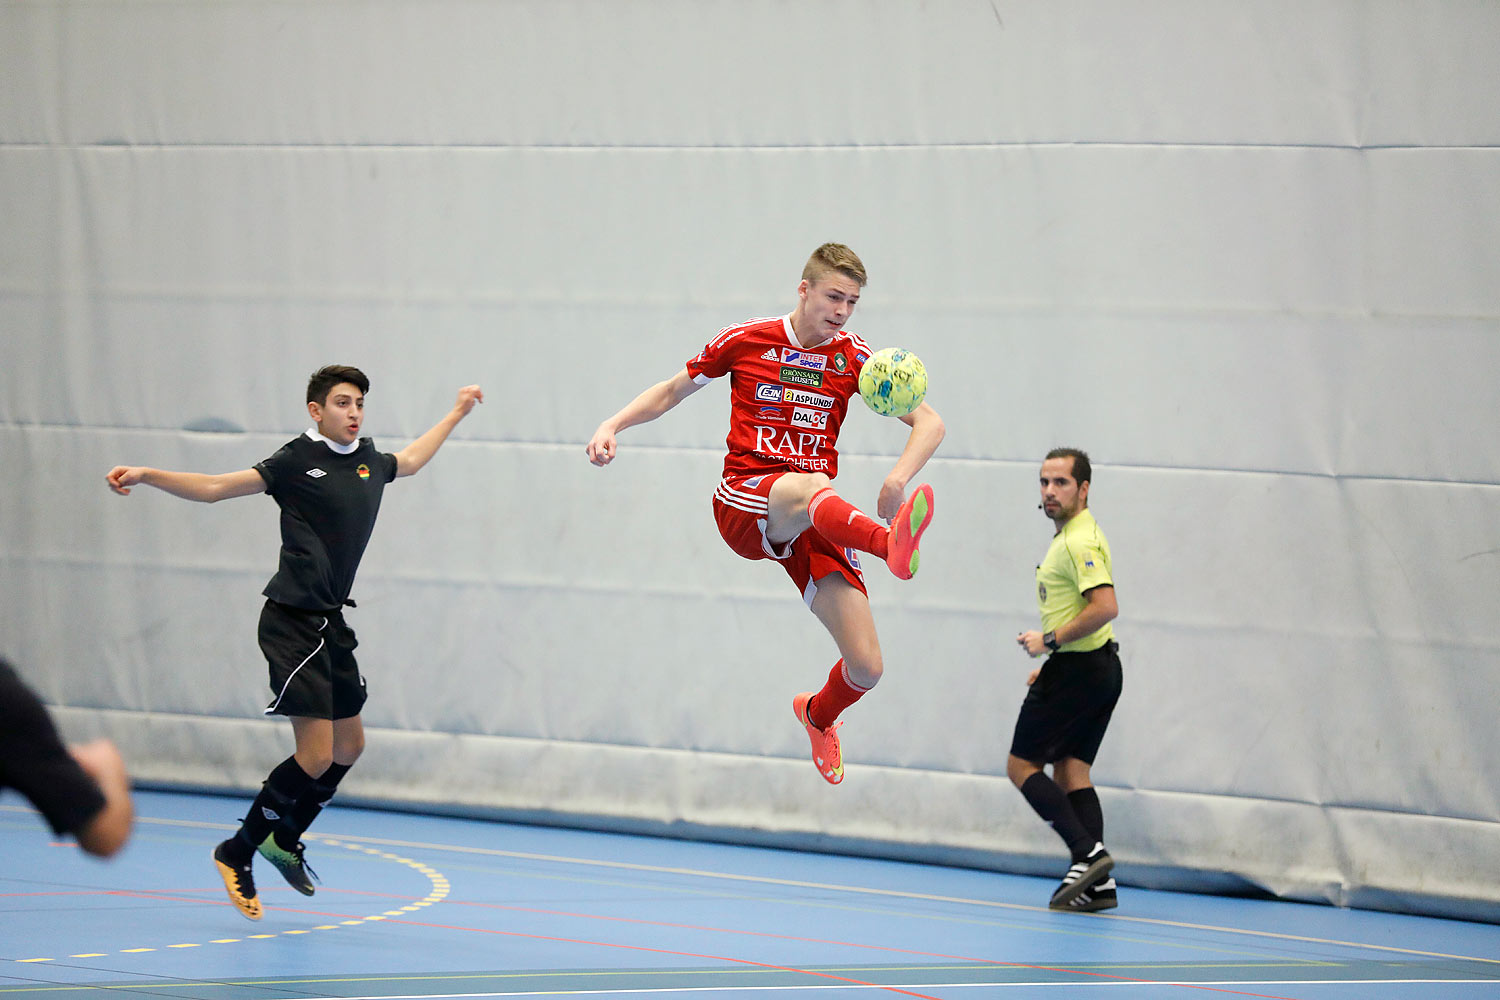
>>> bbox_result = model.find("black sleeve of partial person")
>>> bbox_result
[0,659,107,836]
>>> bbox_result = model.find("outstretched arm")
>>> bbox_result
[876,401,946,519]
[586,368,701,466]
[394,384,484,478]
[106,466,265,503]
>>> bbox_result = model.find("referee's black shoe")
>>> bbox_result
[1049,845,1113,908]
[1051,877,1118,913]
[212,841,263,920]
[257,834,320,896]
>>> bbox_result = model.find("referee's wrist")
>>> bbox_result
[1042,630,1059,651]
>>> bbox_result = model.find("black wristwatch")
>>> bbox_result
[1042,631,1059,651]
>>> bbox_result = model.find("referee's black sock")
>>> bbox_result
[222,757,316,863]
[1020,772,1096,862]
[275,762,352,850]
[1067,786,1104,845]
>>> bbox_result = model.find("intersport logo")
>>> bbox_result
[781,349,828,371]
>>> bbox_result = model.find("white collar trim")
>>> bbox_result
[783,313,833,350]
[305,427,359,455]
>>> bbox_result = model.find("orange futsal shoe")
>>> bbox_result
[793,691,844,785]
[212,842,263,921]
[885,483,934,580]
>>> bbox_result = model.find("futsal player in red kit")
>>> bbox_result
[586,244,944,784]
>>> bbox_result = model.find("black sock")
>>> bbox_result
[275,762,352,850]
[1020,772,1096,861]
[1067,786,1104,845]
[233,756,316,856]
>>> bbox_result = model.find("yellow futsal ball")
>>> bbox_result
[858,347,928,417]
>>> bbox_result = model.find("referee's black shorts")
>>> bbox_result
[258,600,367,720]
[1010,641,1122,766]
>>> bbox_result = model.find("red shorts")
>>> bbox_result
[712,473,867,608]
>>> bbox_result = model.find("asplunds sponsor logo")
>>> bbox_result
[781,387,834,410]
[756,383,835,409]
[790,407,828,430]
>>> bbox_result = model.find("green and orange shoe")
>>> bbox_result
[258,834,319,896]
[793,691,844,785]
[885,483,934,580]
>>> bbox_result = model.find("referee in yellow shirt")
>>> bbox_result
[1011,448,1123,912]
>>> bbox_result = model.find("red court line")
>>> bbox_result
[5,884,1306,997]
[436,900,1303,1000]
[300,912,946,1000]
[5,887,1301,998]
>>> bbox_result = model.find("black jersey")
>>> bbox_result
[255,432,399,611]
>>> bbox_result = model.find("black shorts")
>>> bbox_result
[0,659,107,836]
[258,601,367,720]
[1010,641,1122,766]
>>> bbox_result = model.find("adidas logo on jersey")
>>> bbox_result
[761,349,779,361]
[306,468,327,478]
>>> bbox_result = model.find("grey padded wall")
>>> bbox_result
[3,1,1498,922]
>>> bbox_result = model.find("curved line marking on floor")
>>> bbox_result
[9,837,448,964]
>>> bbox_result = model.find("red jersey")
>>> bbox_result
[686,315,873,481]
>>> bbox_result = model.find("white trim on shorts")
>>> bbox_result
[715,477,796,560]
[263,615,328,716]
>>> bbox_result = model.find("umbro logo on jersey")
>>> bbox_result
[306,468,327,478]
[761,349,779,361]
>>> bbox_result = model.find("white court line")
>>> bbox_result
[131,814,1500,967]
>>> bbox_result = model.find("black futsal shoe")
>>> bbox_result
[1049,845,1114,907]
[1052,877,1118,912]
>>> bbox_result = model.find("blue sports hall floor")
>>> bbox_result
[3,789,1497,999]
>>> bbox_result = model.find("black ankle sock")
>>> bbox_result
[1020,772,1096,861]
[217,833,254,866]
[1066,786,1104,844]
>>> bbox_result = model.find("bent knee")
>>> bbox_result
[334,735,366,765]
[845,654,883,690]
[296,752,335,778]
[783,471,832,505]
[1007,754,1042,788]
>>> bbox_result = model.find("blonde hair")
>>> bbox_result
[802,243,867,287]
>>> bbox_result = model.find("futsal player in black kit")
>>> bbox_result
[107,366,482,920]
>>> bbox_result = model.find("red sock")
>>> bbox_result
[807,659,874,729]
[808,488,889,559]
